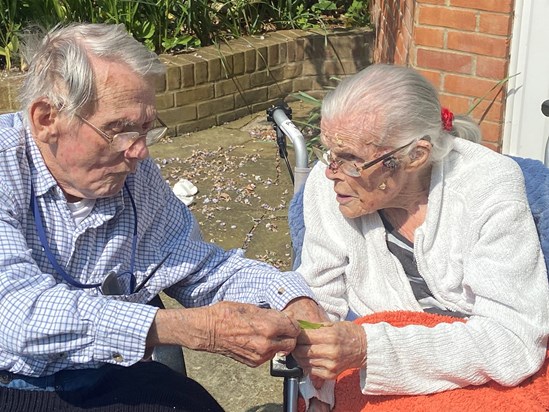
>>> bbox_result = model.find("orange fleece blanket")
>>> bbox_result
[298,311,549,411]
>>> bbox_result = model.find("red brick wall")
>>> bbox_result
[371,0,415,64]
[371,0,514,151]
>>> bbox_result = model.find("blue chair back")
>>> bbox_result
[512,156,549,273]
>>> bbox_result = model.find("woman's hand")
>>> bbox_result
[283,297,331,388]
[282,297,330,324]
[293,321,367,380]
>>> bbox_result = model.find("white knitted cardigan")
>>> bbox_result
[298,138,549,401]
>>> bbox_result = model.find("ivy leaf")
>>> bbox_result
[298,319,327,330]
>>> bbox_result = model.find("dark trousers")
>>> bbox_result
[0,361,224,412]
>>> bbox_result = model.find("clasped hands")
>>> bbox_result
[150,296,366,411]
[191,296,367,377]
[173,296,366,376]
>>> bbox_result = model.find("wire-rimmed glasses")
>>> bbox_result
[75,113,168,152]
[313,140,415,177]
[101,252,172,296]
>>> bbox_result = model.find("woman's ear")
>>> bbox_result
[29,99,60,144]
[406,139,432,170]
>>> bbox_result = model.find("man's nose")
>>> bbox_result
[124,136,149,160]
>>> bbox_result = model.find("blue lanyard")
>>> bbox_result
[30,182,138,290]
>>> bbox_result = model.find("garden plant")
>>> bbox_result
[0,0,370,71]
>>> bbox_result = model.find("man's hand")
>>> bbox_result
[148,301,300,367]
[292,321,367,380]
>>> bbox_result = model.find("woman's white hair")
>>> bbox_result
[321,64,481,162]
[18,23,165,123]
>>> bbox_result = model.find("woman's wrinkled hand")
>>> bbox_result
[282,297,329,324]
[293,321,367,380]
[282,297,331,388]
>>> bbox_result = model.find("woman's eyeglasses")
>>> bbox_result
[314,140,415,177]
[75,113,168,152]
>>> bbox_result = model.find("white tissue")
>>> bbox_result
[173,179,198,206]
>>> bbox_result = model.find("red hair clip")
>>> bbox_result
[441,107,454,131]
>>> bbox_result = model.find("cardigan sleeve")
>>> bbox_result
[297,163,354,322]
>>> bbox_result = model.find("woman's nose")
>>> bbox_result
[325,161,342,180]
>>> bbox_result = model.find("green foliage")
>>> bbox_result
[311,0,337,14]
[343,0,370,27]
[214,0,269,37]
[0,0,371,71]
[0,0,21,71]
[275,3,316,30]
[290,78,340,159]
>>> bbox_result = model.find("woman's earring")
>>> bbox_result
[378,182,387,190]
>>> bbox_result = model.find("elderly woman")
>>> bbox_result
[292,64,549,411]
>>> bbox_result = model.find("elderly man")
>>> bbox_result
[0,23,324,411]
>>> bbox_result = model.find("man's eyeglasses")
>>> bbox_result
[314,140,415,177]
[101,252,172,296]
[75,113,168,152]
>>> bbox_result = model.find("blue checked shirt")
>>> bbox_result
[0,112,314,377]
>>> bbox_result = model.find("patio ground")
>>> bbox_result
[148,101,314,412]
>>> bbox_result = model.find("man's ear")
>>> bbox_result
[29,99,60,144]
[405,139,432,170]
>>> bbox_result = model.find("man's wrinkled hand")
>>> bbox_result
[204,301,300,367]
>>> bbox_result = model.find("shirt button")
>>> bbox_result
[277,287,286,295]
[112,353,124,363]
[0,373,11,384]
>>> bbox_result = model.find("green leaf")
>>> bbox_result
[298,319,326,329]
[466,73,520,117]
[291,91,322,107]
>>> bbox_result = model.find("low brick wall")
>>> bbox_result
[0,73,24,115]
[0,28,374,135]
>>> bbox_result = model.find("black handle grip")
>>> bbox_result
[270,353,303,378]
[542,100,549,117]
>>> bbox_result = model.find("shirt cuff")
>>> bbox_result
[264,271,316,310]
[92,300,159,366]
